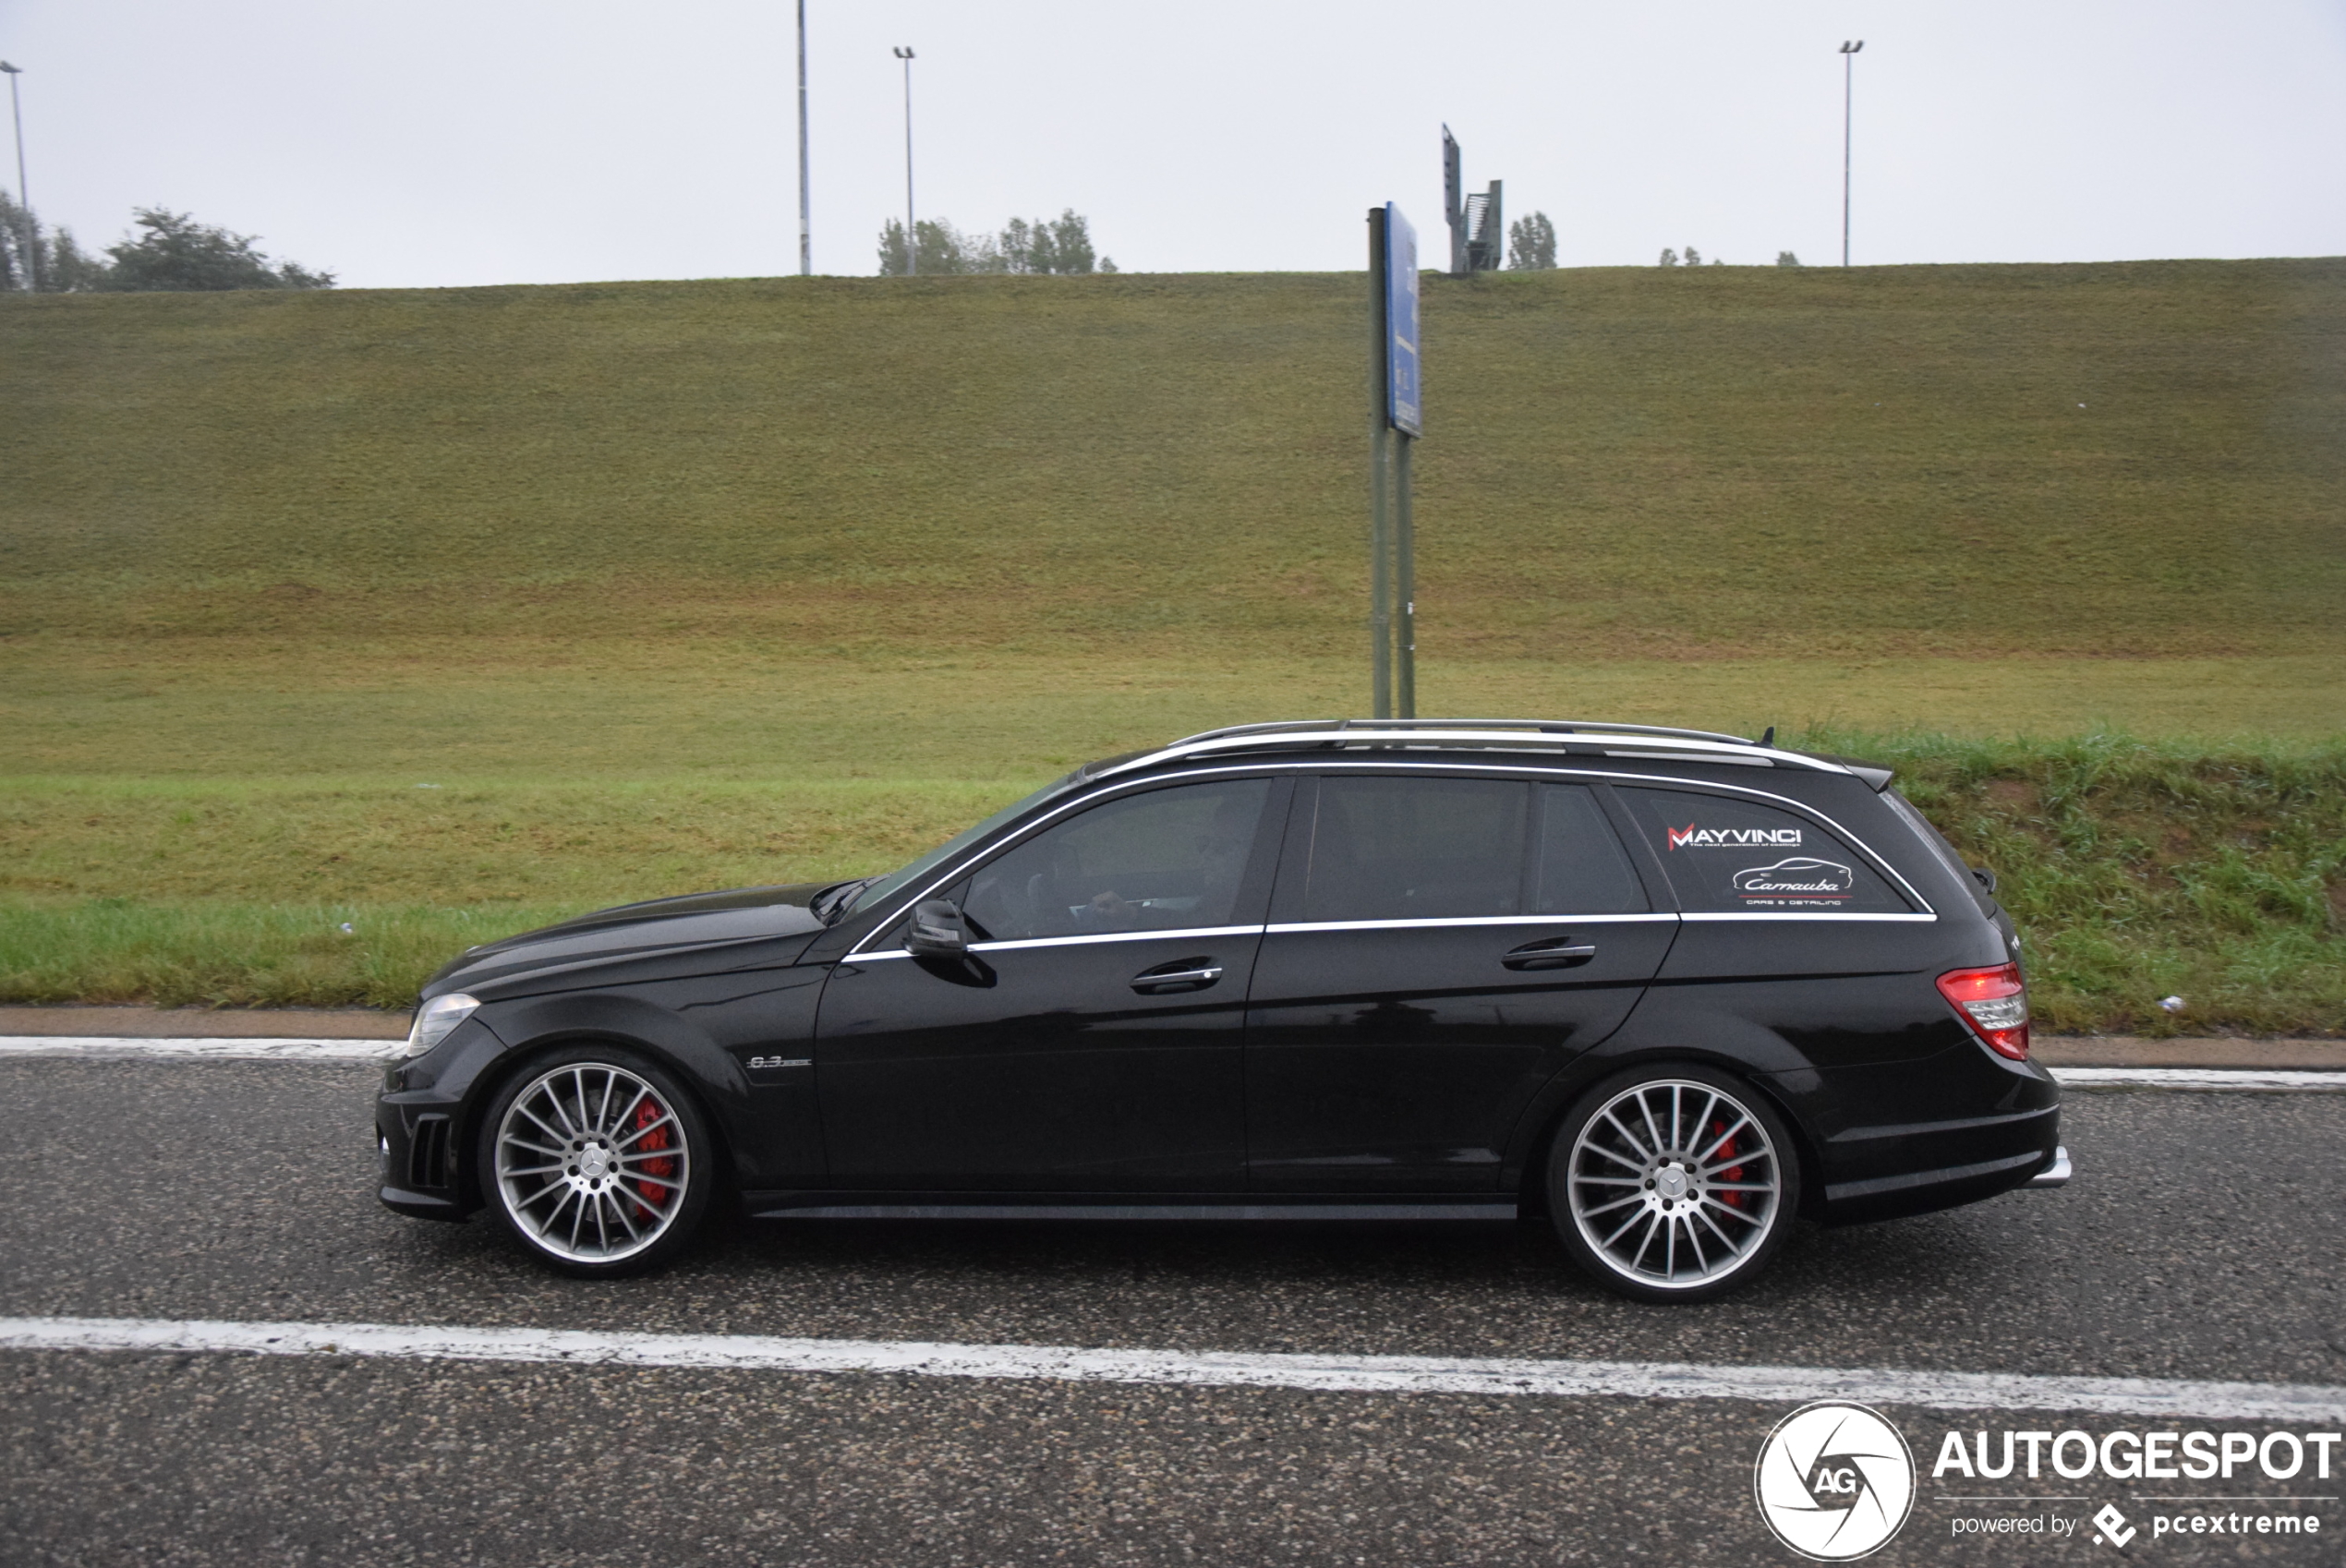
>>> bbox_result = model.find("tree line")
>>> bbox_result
[2,199,333,292]
[877,209,1115,276]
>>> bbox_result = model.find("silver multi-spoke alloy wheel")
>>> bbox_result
[492,1060,694,1266]
[1560,1073,1789,1298]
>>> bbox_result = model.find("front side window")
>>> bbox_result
[1618,788,1911,913]
[961,778,1273,941]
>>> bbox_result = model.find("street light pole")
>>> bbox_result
[1839,40,1863,269]
[0,62,31,291]
[795,1,811,275]
[892,46,915,276]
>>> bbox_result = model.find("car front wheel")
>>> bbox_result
[478,1045,714,1277]
[1547,1064,1799,1303]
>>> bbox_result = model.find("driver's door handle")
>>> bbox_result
[1502,938,1596,971]
[1131,962,1223,994]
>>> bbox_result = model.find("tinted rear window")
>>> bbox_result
[1532,784,1651,914]
[1307,777,1527,921]
[1303,777,1648,921]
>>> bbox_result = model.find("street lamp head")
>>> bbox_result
[0,62,21,74]
[1839,40,1863,54]
[893,46,914,60]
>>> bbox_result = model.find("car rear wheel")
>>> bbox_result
[478,1045,714,1277]
[1547,1064,1798,1303]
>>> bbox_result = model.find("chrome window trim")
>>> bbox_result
[846,924,1266,962]
[1265,913,1676,935]
[845,756,1935,954]
[975,924,1264,954]
[1679,911,1939,923]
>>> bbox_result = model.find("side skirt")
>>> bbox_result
[741,1192,1519,1224]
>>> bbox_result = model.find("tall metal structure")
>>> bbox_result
[1839,41,1863,268]
[1441,126,1503,277]
[795,3,811,275]
[1,62,30,292]
[893,46,916,275]
[1369,205,1421,719]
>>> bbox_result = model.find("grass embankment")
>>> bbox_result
[4,260,2341,659]
[3,736,2339,1034]
[4,262,2340,1020]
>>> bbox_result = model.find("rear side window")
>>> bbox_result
[1303,776,1648,921]
[1618,788,1913,913]
[1883,790,1990,909]
[1307,777,1527,920]
[1532,785,1651,914]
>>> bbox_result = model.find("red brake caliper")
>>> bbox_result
[632,1095,675,1223]
[1711,1118,1746,1212]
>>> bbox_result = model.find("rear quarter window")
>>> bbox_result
[1617,787,1916,914]
[1882,790,1993,911]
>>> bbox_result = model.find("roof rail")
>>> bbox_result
[1167,717,1753,749]
[1092,719,1857,783]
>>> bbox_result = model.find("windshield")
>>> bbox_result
[840,774,1080,916]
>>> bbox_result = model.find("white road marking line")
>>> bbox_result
[2051,1067,2346,1092]
[1,1316,2341,1423]
[0,1037,397,1061]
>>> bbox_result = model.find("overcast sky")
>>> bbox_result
[4,0,2342,287]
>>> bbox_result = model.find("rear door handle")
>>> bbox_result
[1131,961,1224,994]
[1503,939,1596,971]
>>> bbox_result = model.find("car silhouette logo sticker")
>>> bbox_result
[1753,1402,1916,1560]
[1733,857,1855,901]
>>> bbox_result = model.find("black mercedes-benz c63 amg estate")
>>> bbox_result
[378,719,2068,1301]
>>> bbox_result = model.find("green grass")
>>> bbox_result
[2,735,2339,1031]
[3,262,2340,1020]
[3,260,2340,658]
[1821,733,2346,1036]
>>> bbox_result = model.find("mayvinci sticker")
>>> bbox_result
[1668,824,1803,850]
[1733,858,1856,901]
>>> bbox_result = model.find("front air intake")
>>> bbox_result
[407,1115,453,1189]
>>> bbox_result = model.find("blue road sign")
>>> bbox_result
[1384,204,1421,436]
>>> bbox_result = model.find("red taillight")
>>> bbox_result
[1937,963,2030,1060]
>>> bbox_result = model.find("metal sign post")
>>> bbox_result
[1369,203,1421,719]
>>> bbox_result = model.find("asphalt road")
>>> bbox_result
[4,1059,2341,1565]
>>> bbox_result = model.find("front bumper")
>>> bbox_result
[374,1019,507,1223]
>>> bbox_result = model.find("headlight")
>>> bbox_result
[404,993,481,1058]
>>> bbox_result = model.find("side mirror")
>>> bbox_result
[1970,865,1999,895]
[905,898,971,957]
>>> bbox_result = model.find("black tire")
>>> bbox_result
[1546,1062,1800,1304]
[475,1043,716,1278]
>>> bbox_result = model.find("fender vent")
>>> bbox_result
[407,1115,453,1189]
